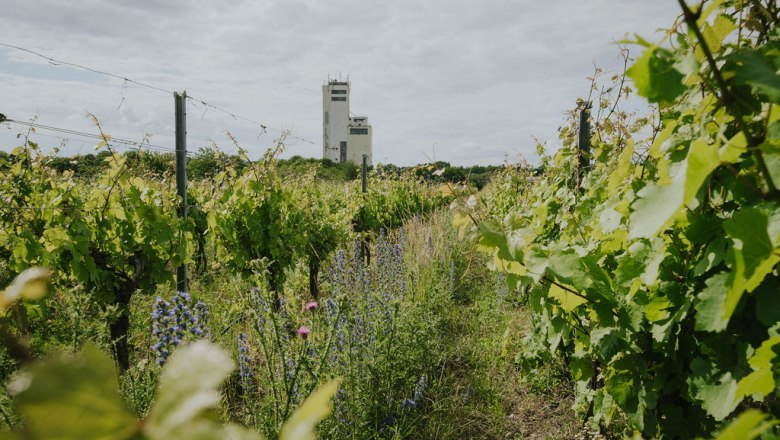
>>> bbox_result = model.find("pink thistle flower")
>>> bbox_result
[297,326,311,339]
[305,301,318,311]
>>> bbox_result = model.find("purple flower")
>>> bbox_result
[297,326,311,339]
[305,301,318,311]
[151,292,210,366]
[237,333,254,385]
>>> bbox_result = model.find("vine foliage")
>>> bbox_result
[458,1,780,437]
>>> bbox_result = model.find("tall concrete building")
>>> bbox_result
[322,78,372,165]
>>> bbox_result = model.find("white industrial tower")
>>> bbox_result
[322,78,372,165]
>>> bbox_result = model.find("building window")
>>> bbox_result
[332,90,347,94]
[331,97,347,101]
[340,142,347,163]
[350,128,369,135]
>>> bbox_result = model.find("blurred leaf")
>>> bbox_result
[1,268,51,309]
[9,345,139,440]
[279,379,340,440]
[710,410,774,440]
[145,341,250,439]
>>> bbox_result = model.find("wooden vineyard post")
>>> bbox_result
[175,91,189,293]
[576,101,592,196]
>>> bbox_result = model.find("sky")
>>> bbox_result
[0,0,682,166]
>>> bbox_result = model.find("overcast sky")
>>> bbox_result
[0,0,681,166]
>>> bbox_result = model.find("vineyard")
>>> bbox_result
[1,0,779,439]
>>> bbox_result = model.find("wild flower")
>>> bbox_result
[151,292,210,366]
[333,387,350,429]
[305,301,318,311]
[237,332,254,383]
[151,297,174,366]
[296,326,310,339]
[495,272,509,302]
[328,250,348,296]
[379,413,397,435]
[250,287,269,326]
[413,374,428,402]
[401,374,428,411]
[193,300,210,337]
[325,297,338,321]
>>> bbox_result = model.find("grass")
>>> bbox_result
[0,208,581,438]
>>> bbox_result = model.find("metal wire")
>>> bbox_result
[5,118,177,153]
[0,42,319,146]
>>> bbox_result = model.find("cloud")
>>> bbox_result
[0,0,680,165]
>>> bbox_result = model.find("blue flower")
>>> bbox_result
[151,292,210,366]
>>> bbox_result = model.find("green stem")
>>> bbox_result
[308,296,347,394]
[252,317,281,427]
[281,341,307,421]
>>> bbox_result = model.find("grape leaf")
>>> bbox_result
[723,209,774,279]
[695,272,730,332]
[685,138,721,203]
[695,373,739,421]
[722,209,780,315]
[627,46,686,104]
[144,341,261,440]
[711,409,774,440]
[9,345,139,440]
[629,162,686,239]
[548,283,586,312]
[725,49,780,103]
[736,336,780,401]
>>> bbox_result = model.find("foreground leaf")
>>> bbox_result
[9,345,139,440]
[708,410,775,440]
[279,379,341,440]
[144,341,259,439]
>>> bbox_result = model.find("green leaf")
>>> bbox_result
[695,373,739,421]
[755,283,780,327]
[722,209,780,314]
[478,221,511,259]
[9,345,139,440]
[736,336,780,401]
[695,272,730,332]
[710,410,774,440]
[145,341,261,440]
[279,379,340,440]
[546,248,590,290]
[629,162,686,239]
[591,327,627,362]
[548,283,587,312]
[685,138,721,203]
[761,142,780,189]
[616,238,666,289]
[725,49,780,103]
[723,209,774,279]
[720,132,748,164]
[627,46,686,104]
